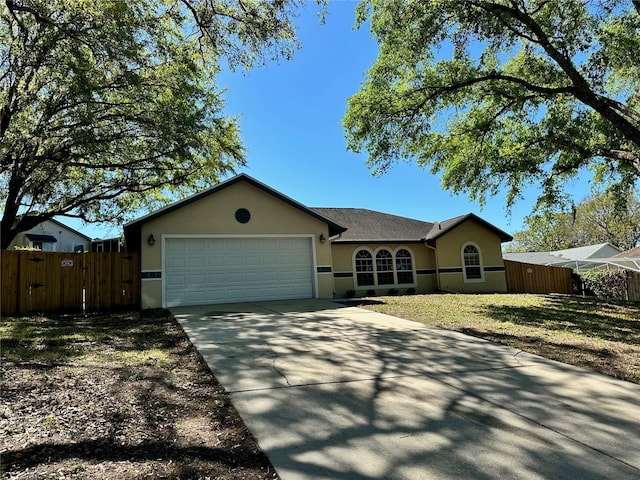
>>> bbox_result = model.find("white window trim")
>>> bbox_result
[461,241,485,283]
[31,240,56,252]
[353,247,375,288]
[352,246,417,288]
[393,246,416,286]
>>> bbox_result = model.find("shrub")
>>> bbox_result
[579,270,627,300]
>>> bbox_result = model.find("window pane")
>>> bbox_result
[357,272,374,286]
[376,250,393,271]
[466,266,482,279]
[396,249,413,272]
[377,271,394,285]
[355,250,373,272]
[463,245,482,279]
[375,250,393,284]
[355,250,374,286]
[397,271,414,284]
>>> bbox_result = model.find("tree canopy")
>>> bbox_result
[344,0,640,211]
[1,0,308,249]
[506,191,640,252]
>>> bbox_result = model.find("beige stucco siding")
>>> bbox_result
[138,181,333,308]
[329,242,437,298]
[434,220,507,293]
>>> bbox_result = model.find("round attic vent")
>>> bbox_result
[235,208,251,224]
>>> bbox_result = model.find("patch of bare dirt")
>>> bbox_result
[0,310,278,479]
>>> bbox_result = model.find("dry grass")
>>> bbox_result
[359,293,640,384]
[0,310,278,480]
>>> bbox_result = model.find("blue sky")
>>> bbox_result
[80,0,593,241]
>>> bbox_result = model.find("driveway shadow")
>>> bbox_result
[174,300,640,480]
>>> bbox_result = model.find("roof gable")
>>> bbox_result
[47,218,92,241]
[551,243,622,260]
[426,213,513,243]
[124,174,347,250]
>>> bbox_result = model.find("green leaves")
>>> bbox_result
[344,0,640,212]
[0,0,307,248]
[506,191,640,252]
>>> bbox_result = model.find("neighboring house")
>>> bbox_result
[611,247,640,272]
[503,242,634,272]
[613,246,640,259]
[8,219,91,252]
[124,174,513,309]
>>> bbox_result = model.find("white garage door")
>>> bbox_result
[165,237,314,307]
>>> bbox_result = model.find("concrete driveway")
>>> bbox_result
[171,299,640,480]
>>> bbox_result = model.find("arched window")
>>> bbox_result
[376,249,394,285]
[395,249,414,284]
[353,247,416,288]
[355,249,374,286]
[463,244,483,281]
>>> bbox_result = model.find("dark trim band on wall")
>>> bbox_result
[484,266,506,272]
[141,271,162,279]
[332,240,424,245]
[416,269,437,275]
[333,272,353,278]
[439,267,463,274]
[317,266,332,273]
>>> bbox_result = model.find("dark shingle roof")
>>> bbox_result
[310,208,433,242]
[310,209,513,243]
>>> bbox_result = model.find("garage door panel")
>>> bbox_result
[187,239,206,252]
[207,256,225,267]
[166,257,187,268]
[165,237,314,306]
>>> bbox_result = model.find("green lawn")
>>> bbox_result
[359,293,640,384]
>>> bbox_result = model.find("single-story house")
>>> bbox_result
[124,174,513,309]
[8,218,91,252]
[611,247,640,272]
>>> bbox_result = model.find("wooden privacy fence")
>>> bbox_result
[1,250,140,316]
[623,271,640,302]
[504,260,573,295]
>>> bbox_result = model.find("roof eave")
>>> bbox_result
[123,173,347,239]
[427,213,513,243]
[332,238,426,244]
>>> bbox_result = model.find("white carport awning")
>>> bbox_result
[551,257,640,273]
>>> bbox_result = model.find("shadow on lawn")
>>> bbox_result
[0,440,261,472]
[478,296,640,345]
[1,310,189,364]
[1,310,273,479]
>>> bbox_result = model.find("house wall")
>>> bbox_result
[138,181,333,308]
[8,220,89,252]
[330,242,437,298]
[434,220,507,293]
